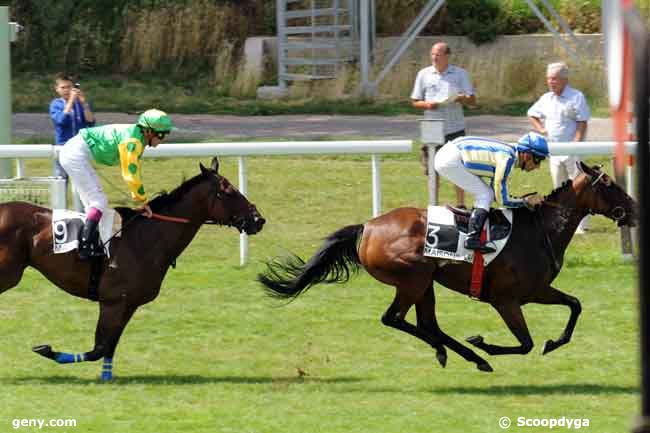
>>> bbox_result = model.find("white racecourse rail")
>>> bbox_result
[0,140,638,264]
[0,140,412,265]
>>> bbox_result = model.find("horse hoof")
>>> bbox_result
[32,345,56,360]
[436,352,448,368]
[466,335,484,346]
[477,362,493,372]
[542,340,557,355]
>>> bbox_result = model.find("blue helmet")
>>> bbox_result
[517,132,549,158]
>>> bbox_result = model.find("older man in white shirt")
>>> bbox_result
[527,62,591,233]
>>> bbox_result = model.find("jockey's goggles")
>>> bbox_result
[155,131,169,140]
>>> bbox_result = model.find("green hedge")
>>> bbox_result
[9,0,602,76]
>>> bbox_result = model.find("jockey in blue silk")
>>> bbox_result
[434,132,549,253]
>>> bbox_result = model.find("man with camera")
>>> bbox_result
[49,73,96,178]
[49,73,96,211]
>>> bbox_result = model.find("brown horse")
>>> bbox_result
[259,162,636,372]
[0,157,265,380]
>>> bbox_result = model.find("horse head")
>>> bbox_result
[199,157,265,234]
[572,161,637,227]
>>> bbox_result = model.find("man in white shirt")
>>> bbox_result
[528,62,591,233]
[411,41,476,208]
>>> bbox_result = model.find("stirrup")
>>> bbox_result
[464,238,496,254]
[78,242,91,261]
[78,239,104,260]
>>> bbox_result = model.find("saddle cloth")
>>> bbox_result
[52,209,122,257]
[423,206,513,266]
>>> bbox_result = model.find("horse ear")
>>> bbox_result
[578,160,591,174]
[211,157,219,173]
[200,162,208,175]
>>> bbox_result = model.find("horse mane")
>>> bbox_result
[544,179,573,202]
[148,170,211,212]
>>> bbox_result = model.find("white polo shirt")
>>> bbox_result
[527,85,591,144]
[411,64,475,135]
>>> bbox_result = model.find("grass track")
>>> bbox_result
[0,149,638,432]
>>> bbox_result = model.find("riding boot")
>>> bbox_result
[464,208,496,254]
[78,219,99,260]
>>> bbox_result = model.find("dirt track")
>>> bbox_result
[13,113,613,142]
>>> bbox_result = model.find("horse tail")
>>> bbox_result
[258,224,364,300]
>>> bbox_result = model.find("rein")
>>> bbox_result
[99,211,192,250]
[151,213,190,223]
[149,212,221,225]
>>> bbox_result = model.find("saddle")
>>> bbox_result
[423,205,514,265]
[445,205,512,242]
[52,209,123,302]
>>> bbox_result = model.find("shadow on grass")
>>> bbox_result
[2,374,365,386]
[427,383,638,396]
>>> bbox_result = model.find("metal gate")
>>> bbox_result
[276,0,373,88]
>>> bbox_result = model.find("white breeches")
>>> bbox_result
[58,134,108,214]
[434,142,494,210]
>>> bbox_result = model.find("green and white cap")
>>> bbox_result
[137,109,176,132]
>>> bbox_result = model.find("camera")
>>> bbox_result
[74,82,81,89]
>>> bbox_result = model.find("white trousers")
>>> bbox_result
[58,134,108,214]
[549,155,581,188]
[434,142,494,210]
[549,155,589,230]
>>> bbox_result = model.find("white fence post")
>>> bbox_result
[238,156,248,266]
[371,154,381,217]
[15,158,24,178]
[50,178,67,209]
[420,119,445,206]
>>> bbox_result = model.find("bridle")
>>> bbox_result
[148,177,248,229]
[97,173,258,256]
[541,172,629,222]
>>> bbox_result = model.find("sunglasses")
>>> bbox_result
[154,131,169,140]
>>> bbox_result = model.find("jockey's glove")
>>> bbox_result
[523,192,544,210]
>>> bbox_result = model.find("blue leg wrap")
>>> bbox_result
[100,357,113,381]
[54,352,86,364]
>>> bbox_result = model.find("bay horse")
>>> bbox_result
[259,162,636,372]
[0,157,265,380]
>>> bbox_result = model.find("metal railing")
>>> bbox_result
[0,140,413,264]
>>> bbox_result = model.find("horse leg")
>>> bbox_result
[0,250,27,295]
[527,286,581,355]
[466,302,534,355]
[383,289,493,372]
[414,285,448,367]
[33,301,137,381]
[93,304,138,380]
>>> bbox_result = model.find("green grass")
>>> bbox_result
[13,72,609,117]
[0,148,638,433]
